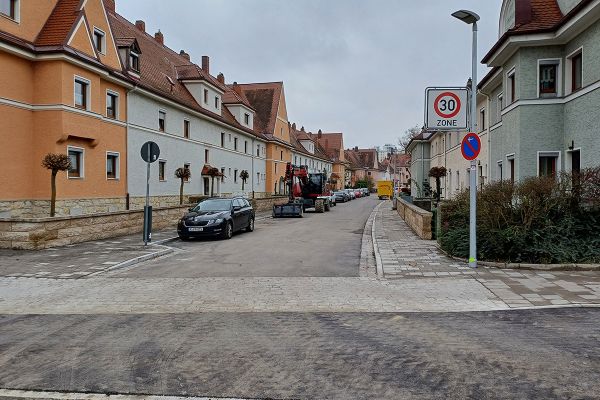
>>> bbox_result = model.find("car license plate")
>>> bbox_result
[189,227,204,232]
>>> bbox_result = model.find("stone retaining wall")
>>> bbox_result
[252,196,289,213]
[396,198,433,240]
[0,205,190,250]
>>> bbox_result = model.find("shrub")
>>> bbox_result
[439,168,600,264]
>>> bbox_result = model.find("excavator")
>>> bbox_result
[273,163,333,218]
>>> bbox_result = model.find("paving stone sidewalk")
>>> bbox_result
[375,204,600,308]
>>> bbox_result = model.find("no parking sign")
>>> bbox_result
[461,133,481,161]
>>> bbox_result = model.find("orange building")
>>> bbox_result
[316,133,346,190]
[237,82,294,195]
[0,0,131,217]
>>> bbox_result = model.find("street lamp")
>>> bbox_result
[452,9,479,269]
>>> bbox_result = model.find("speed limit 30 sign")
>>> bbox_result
[425,87,469,131]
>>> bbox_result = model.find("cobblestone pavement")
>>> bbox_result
[374,204,600,308]
[0,309,598,400]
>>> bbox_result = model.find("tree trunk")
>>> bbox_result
[179,178,184,205]
[211,177,215,197]
[242,180,245,191]
[436,178,441,202]
[50,171,57,217]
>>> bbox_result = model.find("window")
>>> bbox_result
[214,96,219,109]
[508,157,515,183]
[183,163,191,182]
[221,168,225,183]
[480,108,486,131]
[0,0,16,20]
[256,144,260,157]
[106,92,118,119]
[244,113,250,125]
[497,93,503,122]
[129,51,140,72]
[159,160,166,181]
[203,89,209,104]
[507,70,516,103]
[539,63,557,95]
[498,161,503,181]
[204,149,209,163]
[234,169,238,183]
[68,147,84,178]
[93,28,105,54]
[106,152,119,179]
[221,132,226,147]
[280,151,283,160]
[257,172,260,183]
[244,141,248,154]
[234,138,238,151]
[571,52,582,92]
[203,177,210,195]
[158,111,166,132]
[74,78,89,110]
[229,134,232,142]
[183,120,190,139]
[539,153,559,178]
[275,163,277,173]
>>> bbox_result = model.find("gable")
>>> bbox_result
[80,0,122,70]
[67,16,96,58]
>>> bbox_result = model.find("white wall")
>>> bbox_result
[226,104,254,130]
[184,82,223,114]
[127,90,266,197]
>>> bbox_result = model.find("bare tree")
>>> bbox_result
[42,153,72,217]
[398,126,422,152]
[175,166,191,204]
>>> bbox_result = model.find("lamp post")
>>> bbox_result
[452,9,479,269]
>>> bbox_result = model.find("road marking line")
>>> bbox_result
[0,388,252,400]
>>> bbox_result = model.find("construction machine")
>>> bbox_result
[273,163,332,218]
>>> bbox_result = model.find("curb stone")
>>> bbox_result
[85,244,174,278]
[370,201,386,278]
[434,243,600,272]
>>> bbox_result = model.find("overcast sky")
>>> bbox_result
[116,0,503,149]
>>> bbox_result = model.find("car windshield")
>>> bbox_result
[193,199,232,212]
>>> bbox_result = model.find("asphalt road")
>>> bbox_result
[111,197,380,278]
[0,309,598,400]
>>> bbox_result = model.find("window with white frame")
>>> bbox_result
[0,0,18,21]
[68,147,84,179]
[497,161,503,181]
[184,120,190,139]
[158,110,166,132]
[234,137,238,151]
[183,163,191,182]
[106,152,119,180]
[538,152,560,178]
[244,140,248,154]
[158,160,166,181]
[497,93,503,122]
[244,113,250,125]
[74,77,90,110]
[129,50,140,72]
[106,91,118,119]
[214,96,220,109]
[568,49,583,93]
[93,28,106,54]
[221,168,225,183]
[234,169,238,183]
[507,69,516,104]
[539,60,560,97]
[257,172,260,183]
[480,108,486,132]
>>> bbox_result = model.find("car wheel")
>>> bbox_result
[221,222,233,240]
[246,217,255,232]
[178,234,189,241]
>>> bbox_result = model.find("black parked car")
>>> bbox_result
[177,197,255,240]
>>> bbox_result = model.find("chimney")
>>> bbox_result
[232,82,242,95]
[202,56,210,74]
[179,50,190,61]
[354,146,358,151]
[135,20,145,32]
[515,0,532,26]
[104,0,115,13]
[154,30,164,45]
[318,129,323,139]
[292,123,296,130]
[217,73,225,84]
[301,126,305,132]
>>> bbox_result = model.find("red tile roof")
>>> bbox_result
[289,127,333,163]
[237,82,284,135]
[35,0,81,46]
[315,133,345,162]
[107,10,264,140]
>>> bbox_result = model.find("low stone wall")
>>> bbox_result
[252,196,289,213]
[0,205,190,250]
[396,198,433,240]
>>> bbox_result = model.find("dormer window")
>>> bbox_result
[214,96,219,109]
[244,113,250,125]
[93,28,106,54]
[129,51,140,72]
[0,0,17,20]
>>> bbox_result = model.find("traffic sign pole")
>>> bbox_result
[140,141,160,246]
[469,20,478,269]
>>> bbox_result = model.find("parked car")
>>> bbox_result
[177,197,254,240]
[334,191,349,203]
[345,189,356,200]
[354,190,363,198]
[362,188,370,197]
